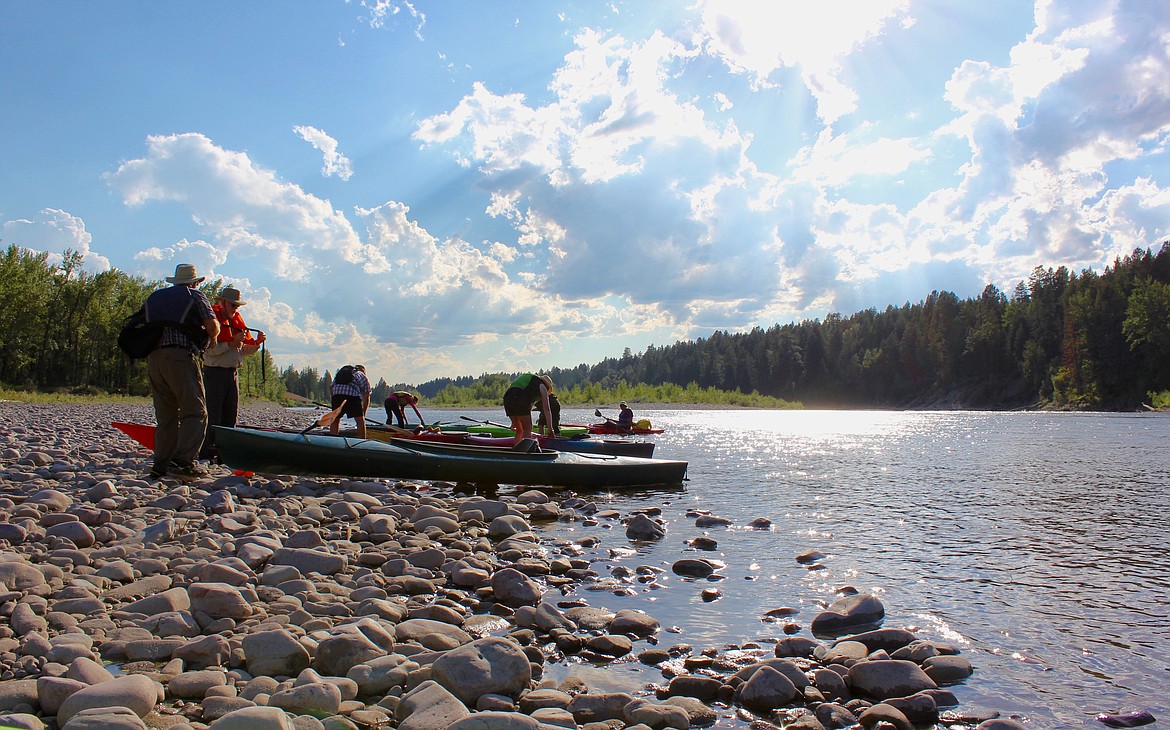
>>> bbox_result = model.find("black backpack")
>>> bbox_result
[117,290,213,360]
[116,307,163,360]
[334,365,355,385]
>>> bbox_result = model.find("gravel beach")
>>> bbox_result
[0,401,1005,730]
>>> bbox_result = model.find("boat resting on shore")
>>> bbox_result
[213,426,687,488]
[362,425,656,458]
[113,421,658,461]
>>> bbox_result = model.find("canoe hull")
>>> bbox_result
[587,423,664,435]
[364,426,655,457]
[213,427,686,488]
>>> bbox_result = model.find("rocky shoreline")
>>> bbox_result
[0,402,1019,730]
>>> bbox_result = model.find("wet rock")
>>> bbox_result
[1097,710,1157,728]
[624,698,690,729]
[610,608,660,637]
[567,692,637,724]
[810,593,885,636]
[775,636,821,658]
[858,702,913,730]
[626,514,666,541]
[738,665,799,710]
[671,559,716,578]
[848,660,938,701]
[490,567,542,607]
[922,655,974,684]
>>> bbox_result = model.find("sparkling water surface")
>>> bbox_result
[451,408,1169,729]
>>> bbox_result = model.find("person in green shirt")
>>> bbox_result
[503,373,556,445]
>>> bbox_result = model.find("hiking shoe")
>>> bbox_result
[169,462,209,481]
[147,466,167,479]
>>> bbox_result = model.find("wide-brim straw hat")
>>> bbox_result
[166,263,206,285]
[215,286,246,306]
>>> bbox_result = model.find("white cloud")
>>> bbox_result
[101,132,656,382]
[1,209,111,272]
[106,133,361,281]
[293,125,354,180]
[692,0,913,124]
[927,0,1170,278]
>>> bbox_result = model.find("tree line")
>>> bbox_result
[4,241,1168,410]
[413,243,1170,410]
[0,245,285,401]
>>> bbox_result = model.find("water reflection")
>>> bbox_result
[523,409,1170,729]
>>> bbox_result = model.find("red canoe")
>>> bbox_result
[587,422,664,435]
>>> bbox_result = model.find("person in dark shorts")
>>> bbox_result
[329,364,371,438]
[504,373,555,445]
[534,393,561,437]
[384,390,424,428]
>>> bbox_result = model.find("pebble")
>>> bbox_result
[0,402,993,729]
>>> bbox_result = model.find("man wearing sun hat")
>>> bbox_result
[143,263,219,480]
[201,285,266,461]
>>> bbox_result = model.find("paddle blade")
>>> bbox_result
[301,402,345,434]
[318,402,346,427]
[594,409,603,417]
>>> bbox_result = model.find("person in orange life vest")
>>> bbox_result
[384,391,424,428]
[201,286,265,459]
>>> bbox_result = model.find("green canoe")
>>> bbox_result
[213,427,687,488]
[465,423,589,438]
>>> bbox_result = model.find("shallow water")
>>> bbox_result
[458,408,1170,729]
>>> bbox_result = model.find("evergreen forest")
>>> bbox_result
[2,242,1169,410]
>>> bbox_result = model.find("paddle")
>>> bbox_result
[244,327,266,383]
[594,408,620,425]
[300,402,345,435]
[460,415,514,430]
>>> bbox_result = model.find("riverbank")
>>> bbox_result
[0,402,1015,729]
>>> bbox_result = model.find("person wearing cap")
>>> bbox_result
[617,401,635,432]
[503,373,557,445]
[201,285,266,460]
[143,263,219,481]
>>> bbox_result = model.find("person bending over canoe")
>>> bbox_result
[534,393,561,437]
[617,401,635,432]
[329,364,371,438]
[384,390,424,428]
[504,373,557,444]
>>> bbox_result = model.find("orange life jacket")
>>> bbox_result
[214,305,257,345]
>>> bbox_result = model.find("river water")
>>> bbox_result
[454,408,1169,729]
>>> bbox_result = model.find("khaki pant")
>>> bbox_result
[148,347,207,470]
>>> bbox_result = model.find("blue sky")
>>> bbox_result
[3,1,1168,385]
